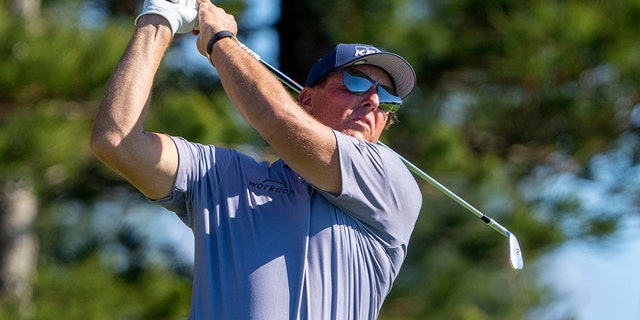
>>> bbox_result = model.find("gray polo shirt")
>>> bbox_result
[155,131,422,320]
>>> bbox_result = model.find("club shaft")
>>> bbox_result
[237,40,512,239]
[237,42,304,93]
[377,141,511,238]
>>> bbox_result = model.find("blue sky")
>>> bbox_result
[533,216,640,320]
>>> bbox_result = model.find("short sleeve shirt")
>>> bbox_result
[154,131,422,320]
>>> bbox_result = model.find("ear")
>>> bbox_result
[298,87,313,112]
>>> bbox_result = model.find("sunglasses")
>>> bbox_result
[341,68,402,113]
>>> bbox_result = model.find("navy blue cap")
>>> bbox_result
[305,43,416,99]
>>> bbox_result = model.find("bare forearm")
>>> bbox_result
[209,40,300,133]
[91,17,178,199]
[93,19,172,142]
[195,1,318,153]
[209,40,341,193]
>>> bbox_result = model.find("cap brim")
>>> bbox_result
[344,52,416,99]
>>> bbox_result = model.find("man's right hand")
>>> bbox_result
[194,0,238,57]
[135,0,199,35]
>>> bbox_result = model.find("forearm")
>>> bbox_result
[91,16,178,199]
[208,39,341,192]
[195,1,307,143]
[92,18,172,144]
[209,40,301,134]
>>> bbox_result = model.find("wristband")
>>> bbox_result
[206,30,236,55]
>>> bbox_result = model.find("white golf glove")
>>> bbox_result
[135,0,199,35]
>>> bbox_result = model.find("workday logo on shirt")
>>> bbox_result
[248,179,295,195]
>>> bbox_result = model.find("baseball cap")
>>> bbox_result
[305,43,416,99]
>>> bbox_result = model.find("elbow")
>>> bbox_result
[90,127,122,163]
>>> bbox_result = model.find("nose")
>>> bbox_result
[360,86,382,111]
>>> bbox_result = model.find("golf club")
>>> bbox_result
[236,41,524,270]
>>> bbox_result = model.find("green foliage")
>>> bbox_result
[32,255,191,320]
[0,20,129,104]
[0,9,132,199]
[0,203,193,319]
[146,88,253,146]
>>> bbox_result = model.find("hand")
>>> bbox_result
[135,0,199,35]
[195,0,238,56]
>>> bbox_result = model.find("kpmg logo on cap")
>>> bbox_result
[353,46,381,57]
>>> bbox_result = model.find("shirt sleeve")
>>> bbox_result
[315,131,423,247]
[152,136,240,228]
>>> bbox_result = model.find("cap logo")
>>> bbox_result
[353,46,381,57]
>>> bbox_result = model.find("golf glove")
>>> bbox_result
[135,0,198,35]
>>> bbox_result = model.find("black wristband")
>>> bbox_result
[206,30,235,55]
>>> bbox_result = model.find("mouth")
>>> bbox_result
[352,117,372,130]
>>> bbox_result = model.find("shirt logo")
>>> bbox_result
[248,179,295,195]
[354,46,381,57]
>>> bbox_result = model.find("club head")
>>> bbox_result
[508,232,524,270]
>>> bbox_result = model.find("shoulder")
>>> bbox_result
[333,131,416,184]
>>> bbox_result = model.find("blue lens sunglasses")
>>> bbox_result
[341,68,403,113]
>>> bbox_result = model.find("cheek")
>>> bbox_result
[310,93,352,121]
[312,105,346,126]
[375,112,389,125]
[373,117,386,132]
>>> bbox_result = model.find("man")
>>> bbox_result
[90,0,422,318]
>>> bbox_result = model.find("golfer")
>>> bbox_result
[91,0,422,318]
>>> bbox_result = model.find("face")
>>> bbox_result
[299,65,395,143]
